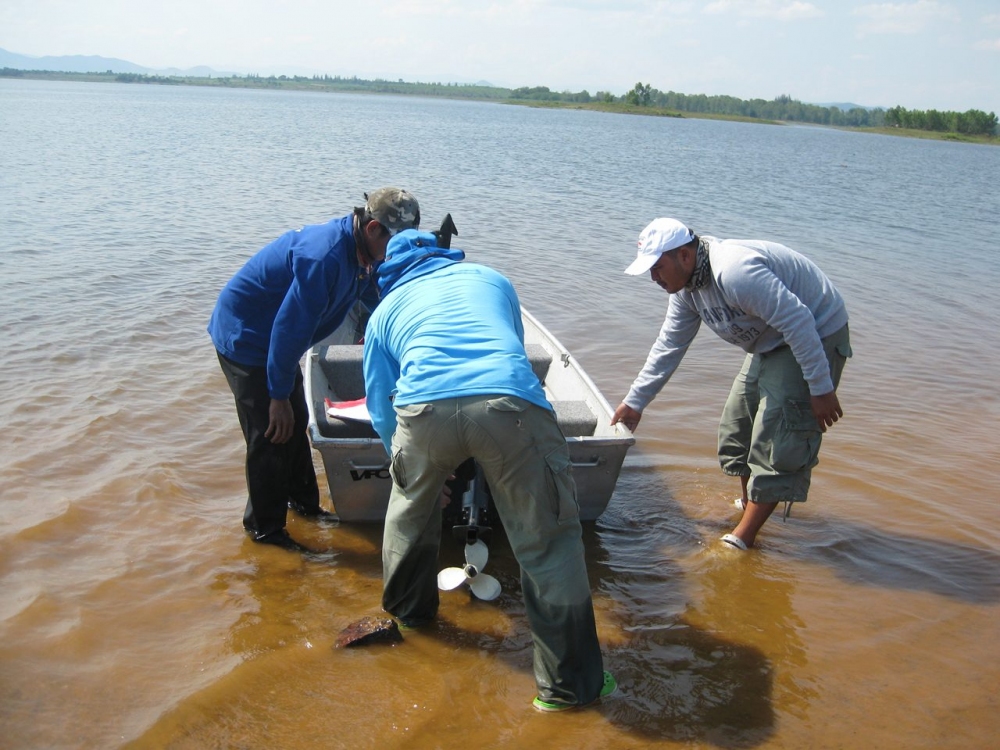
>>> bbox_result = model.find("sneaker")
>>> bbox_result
[252,529,312,553]
[532,671,617,712]
[396,615,434,631]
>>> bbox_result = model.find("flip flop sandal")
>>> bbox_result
[721,533,749,551]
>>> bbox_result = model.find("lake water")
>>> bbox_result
[1,79,998,749]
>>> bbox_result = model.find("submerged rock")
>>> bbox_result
[334,616,403,648]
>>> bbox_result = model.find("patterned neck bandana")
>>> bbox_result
[686,238,712,290]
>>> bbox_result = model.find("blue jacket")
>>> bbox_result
[208,214,376,399]
[363,229,551,452]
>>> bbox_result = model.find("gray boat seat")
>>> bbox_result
[320,343,552,394]
[318,414,381,439]
[552,400,598,437]
[316,345,379,439]
[318,345,367,400]
[314,343,594,438]
[525,344,552,383]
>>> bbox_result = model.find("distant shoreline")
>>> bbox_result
[4,69,997,147]
[513,100,1000,144]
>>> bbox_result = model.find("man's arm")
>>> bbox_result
[725,259,843,430]
[727,260,835,396]
[362,318,401,454]
[264,255,339,443]
[613,295,702,428]
[267,265,332,400]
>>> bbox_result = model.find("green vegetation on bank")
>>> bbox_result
[2,67,996,143]
[617,82,997,138]
[883,105,997,137]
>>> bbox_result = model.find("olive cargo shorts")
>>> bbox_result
[718,324,852,503]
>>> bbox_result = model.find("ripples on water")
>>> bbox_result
[1,80,998,749]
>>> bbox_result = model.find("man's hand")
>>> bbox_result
[810,391,843,433]
[265,398,295,444]
[440,476,455,509]
[611,402,643,432]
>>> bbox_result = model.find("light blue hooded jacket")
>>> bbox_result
[362,229,551,452]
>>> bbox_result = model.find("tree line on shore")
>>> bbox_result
[620,82,998,136]
[3,67,996,137]
[882,105,997,136]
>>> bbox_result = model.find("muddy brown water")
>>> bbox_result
[1,79,998,749]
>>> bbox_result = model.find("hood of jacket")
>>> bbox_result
[376,229,466,297]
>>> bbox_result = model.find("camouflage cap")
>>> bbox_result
[363,187,420,236]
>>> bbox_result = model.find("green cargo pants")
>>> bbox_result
[382,394,605,706]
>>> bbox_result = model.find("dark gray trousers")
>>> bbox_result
[217,352,319,537]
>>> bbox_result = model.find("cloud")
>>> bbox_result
[973,38,1000,51]
[703,0,822,20]
[853,1,959,36]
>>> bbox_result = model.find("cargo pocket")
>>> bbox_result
[392,402,434,423]
[389,448,407,489]
[770,399,821,473]
[389,403,433,489]
[485,396,527,415]
[544,445,580,524]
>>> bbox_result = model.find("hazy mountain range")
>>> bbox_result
[1,47,874,110]
[2,47,241,78]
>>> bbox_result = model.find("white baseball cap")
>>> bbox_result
[624,218,695,275]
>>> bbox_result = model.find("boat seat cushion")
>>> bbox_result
[315,345,378,439]
[317,411,381,439]
[315,344,594,438]
[552,400,598,437]
[317,345,367,401]
[319,344,552,395]
[524,343,552,383]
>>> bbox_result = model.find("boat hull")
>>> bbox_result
[305,307,634,522]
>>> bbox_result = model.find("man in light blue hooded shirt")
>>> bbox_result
[363,228,615,712]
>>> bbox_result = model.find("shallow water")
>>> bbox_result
[1,79,998,749]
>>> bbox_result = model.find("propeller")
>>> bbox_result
[437,539,501,601]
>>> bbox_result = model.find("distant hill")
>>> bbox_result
[0,47,238,77]
[0,47,146,74]
[0,47,498,83]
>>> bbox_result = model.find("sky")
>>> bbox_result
[2,0,999,113]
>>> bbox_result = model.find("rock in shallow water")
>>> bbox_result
[334,616,403,648]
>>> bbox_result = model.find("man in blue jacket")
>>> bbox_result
[209,188,420,550]
[363,228,615,712]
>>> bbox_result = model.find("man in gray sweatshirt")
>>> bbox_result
[612,218,851,550]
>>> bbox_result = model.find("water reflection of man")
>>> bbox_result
[363,227,616,712]
[208,189,420,551]
[613,219,851,550]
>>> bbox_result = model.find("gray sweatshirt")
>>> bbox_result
[624,236,849,411]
